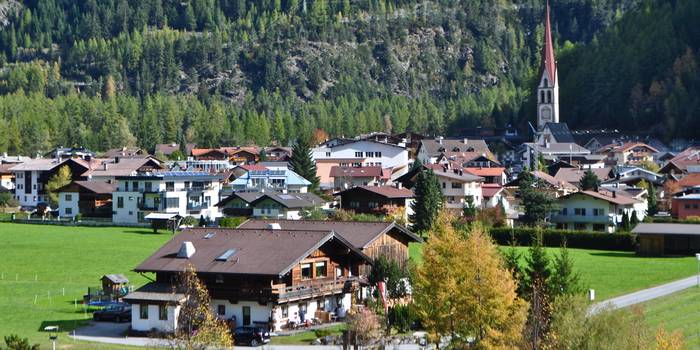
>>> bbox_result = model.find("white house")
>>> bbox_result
[416,138,491,165]
[9,158,91,208]
[112,171,223,224]
[230,168,311,193]
[313,140,409,189]
[552,190,646,233]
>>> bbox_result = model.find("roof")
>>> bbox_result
[554,167,614,184]
[419,139,490,157]
[56,181,118,194]
[82,158,163,178]
[123,282,186,303]
[231,169,311,187]
[335,185,414,199]
[249,192,324,209]
[482,184,503,198]
[675,174,700,189]
[103,147,144,158]
[523,142,591,155]
[464,167,506,177]
[0,163,17,174]
[541,0,557,84]
[102,274,129,284]
[238,164,268,171]
[215,192,265,207]
[533,171,578,191]
[238,219,422,248]
[144,213,181,220]
[674,194,700,200]
[425,164,484,183]
[134,228,370,276]
[544,123,574,143]
[663,147,700,173]
[9,159,62,171]
[633,223,700,236]
[155,143,195,156]
[605,142,659,154]
[561,190,640,206]
[329,166,383,178]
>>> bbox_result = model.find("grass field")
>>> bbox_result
[642,287,700,349]
[409,243,697,300]
[0,223,171,349]
[270,324,346,345]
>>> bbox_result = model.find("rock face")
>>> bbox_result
[0,0,21,26]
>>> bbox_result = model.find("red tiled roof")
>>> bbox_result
[329,166,383,178]
[564,190,640,206]
[482,183,503,198]
[239,164,268,171]
[675,173,700,189]
[465,167,506,177]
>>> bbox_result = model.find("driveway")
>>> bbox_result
[69,321,169,347]
[590,275,699,314]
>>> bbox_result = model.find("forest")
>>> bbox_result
[0,0,696,155]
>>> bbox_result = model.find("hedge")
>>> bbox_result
[218,216,247,228]
[488,227,636,251]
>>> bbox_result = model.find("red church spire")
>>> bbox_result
[541,0,556,84]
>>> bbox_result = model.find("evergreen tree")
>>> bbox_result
[409,169,443,233]
[289,136,320,192]
[648,184,658,216]
[630,209,639,227]
[549,241,582,298]
[463,195,477,218]
[621,211,630,231]
[519,172,557,226]
[580,168,600,191]
[523,230,553,349]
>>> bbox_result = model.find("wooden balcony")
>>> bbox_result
[273,277,359,303]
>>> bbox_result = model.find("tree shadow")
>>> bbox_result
[588,251,688,258]
[122,229,162,235]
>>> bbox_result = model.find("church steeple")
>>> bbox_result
[537,0,559,129]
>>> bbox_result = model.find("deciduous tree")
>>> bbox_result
[46,165,72,206]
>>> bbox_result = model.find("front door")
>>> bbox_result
[242,306,251,325]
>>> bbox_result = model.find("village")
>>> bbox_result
[1,1,699,350]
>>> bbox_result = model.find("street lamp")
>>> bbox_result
[44,326,58,350]
[695,253,700,287]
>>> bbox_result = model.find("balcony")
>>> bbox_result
[273,277,359,303]
[551,214,611,224]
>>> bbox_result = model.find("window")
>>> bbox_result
[65,194,72,201]
[301,263,312,279]
[442,182,446,189]
[166,197,179,209]
[694,204,699,209]
[66,208,72,215]
[336,266,343,278]
[574,208,586,216]
[365,152,374,158]
[561,208,568,216]
[574,223,587,230]
[282,305,288,318]
[368,202,379,209]
[451,182,462,189]
[215,274,224,283]
[355,152,363,158]
[547,90,552,103]
[593,208,604,216]
[117,197,124,209]
[325,152,331,157]
[315,261,327,278]
[140,305,149,319]
[159,305,168,320]
[217,305,226,316]
[132,181,139,191]
[349,201,360,208]
[124,182,129,191]
[145,182,152,192]
[165,181,175,191]
[375,152,381,158]
[593,224,606,232]
[242,306,251,326]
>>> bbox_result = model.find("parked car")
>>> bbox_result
[233,326,270,346]
[93,303,131,323]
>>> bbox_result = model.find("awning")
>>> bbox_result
[144,213,180,220]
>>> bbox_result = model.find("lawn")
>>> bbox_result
[642,287,700,349]
[0,223,172,349]
[409,243,697,300]
[270,324,346,345]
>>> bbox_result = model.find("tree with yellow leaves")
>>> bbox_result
[412,212,528,349]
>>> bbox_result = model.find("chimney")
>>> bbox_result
[437,136,443,145]
[463,138,469,145]
[612,191,617,198]
[177,241,196,258]
[396,182,403,189]
[103,163,108,171]
[267,223,281,230]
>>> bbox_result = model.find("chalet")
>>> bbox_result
[603,166,665,187]
[155,143,196,157]
[57,181,117,219]
[598,142,659,166]
[238,219,422,268]
[312,140,409,190]
[230,168,311,193]
[552,190,646,233]
[247,193,325,220]
[465,167,508,185]
[216,192,264,217]
[519,142,591,170]
[396,164,484,210]
[671,194,700,220]
[104,147,146,158]
[504,170,578,198]
[554,167,615,189]
[335,185,413,219]
[125,228,372,332]
[46,147,95,160]
[660,147,700,179]
[436,152,501,169]
[634,223,700,256]
[80,157,165,182]
[10,158,92,208]
[263,147,292,161]
[416,138,490,164]
[329,166,390,190]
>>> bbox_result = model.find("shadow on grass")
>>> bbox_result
[38,319,90,333]
[122,230,163,235]
[589,251,688,259]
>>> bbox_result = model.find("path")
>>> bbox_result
[590,275,699,314]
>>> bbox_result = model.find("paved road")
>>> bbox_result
[590,275,699,314]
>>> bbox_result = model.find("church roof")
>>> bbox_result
[544,123,574,143]
[541,0,557,84]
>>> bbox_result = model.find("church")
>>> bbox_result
[536,0,560,130]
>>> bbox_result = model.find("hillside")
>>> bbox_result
[0,0,660,154]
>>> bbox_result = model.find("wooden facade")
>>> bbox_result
[340,190,407,214]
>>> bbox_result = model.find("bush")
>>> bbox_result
[181,216,197,227]
[644,216,700,224]
[314,329,331,338]
[0,192,18,208]
[489,227,636,251]
[388,304,418,333]
[218,217,246,228]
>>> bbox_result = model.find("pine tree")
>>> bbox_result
[549,241,582,298]
[409,169,443,233]
[523,230,553,349]
[631,209,639,227]
[648,184,658,216]
[621,211,630,231]
[289,136,320,192]
[580,168,600,191]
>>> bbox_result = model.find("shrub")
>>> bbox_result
[388,304,418,333]
[181,216,197,227]
[488,227,636,251]
[314,329,331,338]
[218,217,246,228]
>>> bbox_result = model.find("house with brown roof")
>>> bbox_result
[238,219,422,268]
[335,185,414,220]
[56,181,117,218]
[329,166,390,190]
[247,193,325,220]
[416,138,491,164]
[598,142,659,166]
[465,167,508,185]
[81,157,165,182]
[154,143,196,157]
[634,223,700,256]
[125,227,372,332]
[103,147,147,158]
[552,190,646,232]
[215,192,264,217]
[554,167,615,189]
[10,158,93,208]
[396,163,485,210]
[660,147,700,179]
